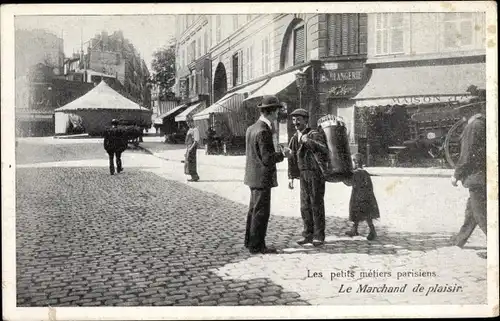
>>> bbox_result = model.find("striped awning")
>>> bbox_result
[153,104,186,124]
[175,102,204,122]
[193,80,266,121]
[244,68,306,101]
[192,93,245,121]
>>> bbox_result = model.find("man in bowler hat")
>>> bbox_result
[287,108,329,246]
[244,95,291,254]
[103,119,128,175]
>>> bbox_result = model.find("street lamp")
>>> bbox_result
[295,72,307,110]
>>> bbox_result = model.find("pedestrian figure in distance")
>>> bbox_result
[287,108,329,247]
[344,153,380,240]
[244,95,291,255]
[184,117,200,182]
[103,119,128,175]
[451,104,487,248]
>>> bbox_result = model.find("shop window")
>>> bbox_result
[442,13,474,49]
[375,13,405,55]
[232,51,243,86]
[293,25,305,65]
[327,13,367,56]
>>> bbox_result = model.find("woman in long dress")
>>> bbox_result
[184,117,200,182]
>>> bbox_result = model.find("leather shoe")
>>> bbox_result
[297,238,313,245]
[312,240,324,247]
[366,230,377,241]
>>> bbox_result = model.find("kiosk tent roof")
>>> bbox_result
[54,80,150,112]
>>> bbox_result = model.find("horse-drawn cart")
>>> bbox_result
[408,100,486,168]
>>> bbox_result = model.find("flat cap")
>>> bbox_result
[257,95,281,108]
[290,108,309,118]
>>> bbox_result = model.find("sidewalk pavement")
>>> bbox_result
[139,138,455,178]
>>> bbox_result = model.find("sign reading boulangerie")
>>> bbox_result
[2,2,498,321]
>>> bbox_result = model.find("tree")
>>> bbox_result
[150,42,176,99]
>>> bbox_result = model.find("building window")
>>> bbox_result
[246,45,254,81]
[293,25,305,65]
[327,13,367,56]
[216,16,222,43]
[261,36,271,74]
[442,13,474,49]
[375,13,404,55]
[232,51,243,86]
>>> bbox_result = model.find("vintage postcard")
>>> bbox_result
[1,2,498,320]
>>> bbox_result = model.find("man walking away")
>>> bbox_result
[287,108,329,247]
[103,119,128,175]
[244,95,291,255]
[451,105,487,248]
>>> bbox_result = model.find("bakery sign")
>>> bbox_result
[318,68,367,98]
[319,69,364,83]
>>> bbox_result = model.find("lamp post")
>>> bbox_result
[295,72,307,110]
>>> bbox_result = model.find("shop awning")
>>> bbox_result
[354,63,486,107]
[244,68,307,101]
[192,80,266,121]
[193,93,245,121]
[153,104,186,124]
[175,102,204,122]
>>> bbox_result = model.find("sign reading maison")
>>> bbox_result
[392,95,473,105]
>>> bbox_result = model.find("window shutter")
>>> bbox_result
[327,14,338,56]
[359,13,368,54]
[390,14,404,53]
[239,51,244,84]
[294,26,305,65]
[347,14,359,55]
[341,14,349,55]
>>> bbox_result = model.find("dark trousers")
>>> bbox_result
[454,187,487,247]
[245,188,272,252]
[107,151,122,174]
[300,170,326,241]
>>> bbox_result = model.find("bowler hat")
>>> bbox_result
[290,108,309,118]
[111,119,119,125]
[257,95,282,109]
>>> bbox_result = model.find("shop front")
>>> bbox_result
[316,60,370,153]
[353,62,486,167]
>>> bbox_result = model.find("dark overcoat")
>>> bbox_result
[454,114,486,189]
[103,126,128,153]
[244,120,284,189]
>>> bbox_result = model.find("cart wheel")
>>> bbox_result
[444,117,467,168]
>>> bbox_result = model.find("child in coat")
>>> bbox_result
[344,153,380,240]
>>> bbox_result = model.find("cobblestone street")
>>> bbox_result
[15,138,488,307]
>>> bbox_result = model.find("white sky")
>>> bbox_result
[15,15,176,70]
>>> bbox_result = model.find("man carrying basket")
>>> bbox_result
[288,108,330,247]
